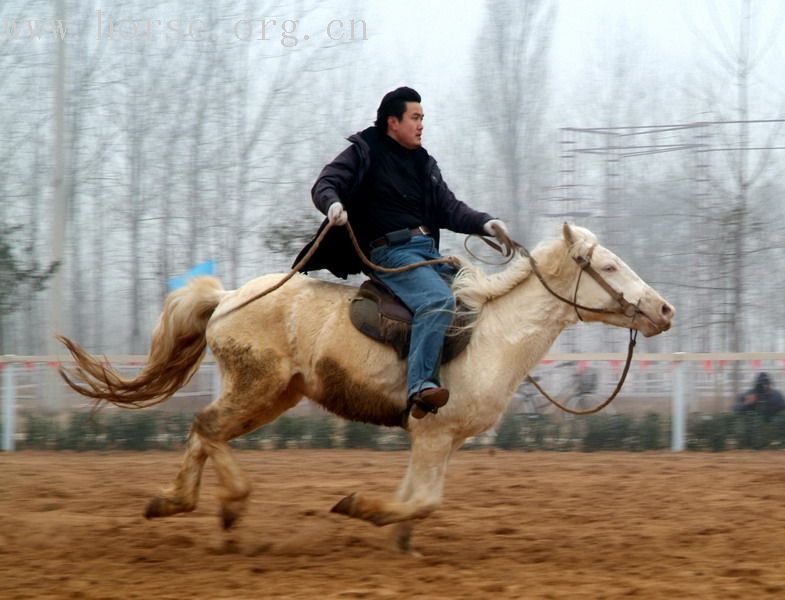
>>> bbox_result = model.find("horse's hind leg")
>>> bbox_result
[146,383,299,524]
[199,378,301,529]
[193,351,302,529]
[145,431,209,519]
[146,348,300,527]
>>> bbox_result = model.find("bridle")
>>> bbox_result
[482,225,647,415]
[481,227,644,322]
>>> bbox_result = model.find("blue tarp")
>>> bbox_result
[167,260,215,291]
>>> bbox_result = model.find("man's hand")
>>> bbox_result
[327,202,348,226]
[484,219,509,239]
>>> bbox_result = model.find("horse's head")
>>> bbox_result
[561,223,674,337]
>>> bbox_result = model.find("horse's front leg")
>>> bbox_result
[331,430,455,535]
[391,434,466,555]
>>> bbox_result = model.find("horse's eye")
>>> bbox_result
[602,264,617,273]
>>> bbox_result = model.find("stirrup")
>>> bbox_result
[408,387,449,419]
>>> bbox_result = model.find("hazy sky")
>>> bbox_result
[347,0,785,128]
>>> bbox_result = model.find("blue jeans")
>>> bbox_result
[369,235,456,397]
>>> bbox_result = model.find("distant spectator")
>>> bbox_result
[733,372,785,420]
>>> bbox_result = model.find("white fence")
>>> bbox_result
[3,353,785,452]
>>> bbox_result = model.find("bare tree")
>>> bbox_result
[0,225,59,353]
[687,0,785,360]
[473,0,557,242]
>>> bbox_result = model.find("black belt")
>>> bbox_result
[370,226,431,249]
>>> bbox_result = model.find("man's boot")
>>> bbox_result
[409,387,449,419]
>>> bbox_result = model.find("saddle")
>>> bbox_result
[349,277,474,363]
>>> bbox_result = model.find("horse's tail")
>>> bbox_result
[58,276,225,409]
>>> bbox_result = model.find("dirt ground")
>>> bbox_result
[2,450,785,599]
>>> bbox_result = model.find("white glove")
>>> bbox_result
[327,202,348,226]
[483,219,509,238]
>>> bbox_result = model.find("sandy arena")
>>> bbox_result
[2,450,785,599]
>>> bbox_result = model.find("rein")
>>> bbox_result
[478,224,641,416]
[525,330,638,415]
[213,221,459,322]
[475,229,642,319]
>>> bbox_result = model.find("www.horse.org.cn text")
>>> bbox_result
[2,11,369,46]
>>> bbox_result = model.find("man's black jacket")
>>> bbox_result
[293,127,493,279]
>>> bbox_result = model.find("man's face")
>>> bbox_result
[387,102,424,149]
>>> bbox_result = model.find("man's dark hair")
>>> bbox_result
[375,87,421,133]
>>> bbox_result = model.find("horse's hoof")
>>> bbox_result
[392,533,422,556]
[330,493,357,517]
[145,495,195,519]
[221,507,240,530]
[144,497,166,519]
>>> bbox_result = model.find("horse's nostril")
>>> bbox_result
[661,303,674,317]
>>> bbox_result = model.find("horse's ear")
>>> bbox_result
[562,222,575,245]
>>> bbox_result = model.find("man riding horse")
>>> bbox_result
[295,86,509,419]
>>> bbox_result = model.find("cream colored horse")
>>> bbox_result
[58,224,674,554]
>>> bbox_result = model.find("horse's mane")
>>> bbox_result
[452,230,588,311]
